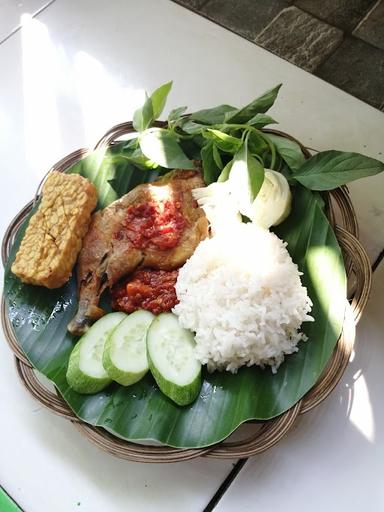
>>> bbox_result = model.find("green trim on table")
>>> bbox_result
[0,488,22,512]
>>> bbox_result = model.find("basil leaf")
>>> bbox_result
[231,141,265,201]
[247,131,268,156]
[278,161,294,182]
[150,81,173,119]
[179,120,206,134]
[246,153,265,202]
[265,133,305,172]
[133,93,154,132]
[168,106,187,124]
[139,129,195,169]
[201,141,221,185]
[203,129,242,153]
[247,113,277,128]
[217,159,233,182]
[190,104,237,125]
[122,137,139,150]
[98,142,160,174]
[107,153,158,171]
[212,144,223,169]
[224,84,282,124]
[179,137,204,160]
[293,150,384,191]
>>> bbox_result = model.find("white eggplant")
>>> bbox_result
[193,168,291,232]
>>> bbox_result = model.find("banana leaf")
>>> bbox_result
[3,149,346,448]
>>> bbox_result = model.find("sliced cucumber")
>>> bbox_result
[66,312,126,394]
[103,310,154,386]
[147,312,201,406]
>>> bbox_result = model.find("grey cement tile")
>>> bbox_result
[201,0,292,41]
[294,0,377,32]
[316,36,384,109]
[255,6,343,72]
[354,0,384,50]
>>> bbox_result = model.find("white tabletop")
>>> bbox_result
[0,1,383,511]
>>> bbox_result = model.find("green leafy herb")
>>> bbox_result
[190,104,237,125]
[179,138,204,160]
[246,152,265,202]
[224,84,282,124]
[168,106,187,125]
[123,81,384,195]
[122,137,139,150]
[107,152,158,171]
[212,144,223,169]
[179,120,206,134]
[203,129,242,153]
[293,150,384,190]
[150,81,173,119]
[139,128,195,169]
[231,139,265,201]
[201,142,221,185]
[247,131,268,157]
[247,113,278,128]
[265,133,305,172]
[132,81,172,132]
[132,93,154,133]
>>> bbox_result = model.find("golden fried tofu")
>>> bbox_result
[11,171,97,289]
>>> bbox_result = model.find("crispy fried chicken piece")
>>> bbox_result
[67,170,208,335]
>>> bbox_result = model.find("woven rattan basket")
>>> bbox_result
[1,123,372,463]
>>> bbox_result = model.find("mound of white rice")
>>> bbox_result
[173,223,313,373]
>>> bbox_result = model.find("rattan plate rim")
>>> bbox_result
[0,123,372,462]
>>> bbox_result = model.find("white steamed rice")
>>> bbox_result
[173,223,313,373]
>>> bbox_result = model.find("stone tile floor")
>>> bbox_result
[173,0,384,110]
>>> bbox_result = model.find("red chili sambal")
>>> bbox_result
[111,268,179,315]
[116,199,186,251]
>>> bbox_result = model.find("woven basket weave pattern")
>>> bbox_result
[1,124,372,463]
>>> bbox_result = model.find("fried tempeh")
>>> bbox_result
[11,171,97,289]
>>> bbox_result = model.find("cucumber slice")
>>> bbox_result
[147,312,201,406]
[103,310,155,386]
[66,312,126,394]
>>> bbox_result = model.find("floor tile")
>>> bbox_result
[316,36,384,109]
[201,0,292,41]
[216,264,384,512]
[255,6,343,71]
[294,0,376,32]
[354,0,384,50]
[0,0,53,43]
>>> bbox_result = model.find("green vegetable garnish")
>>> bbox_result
[123,81,384,199]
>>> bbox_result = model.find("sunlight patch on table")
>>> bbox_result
[73,51,145,145]
[0,108,9,142]
[21,14,62,177]
[349,373,375,442]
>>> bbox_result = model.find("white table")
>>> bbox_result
[0,1,383,511]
